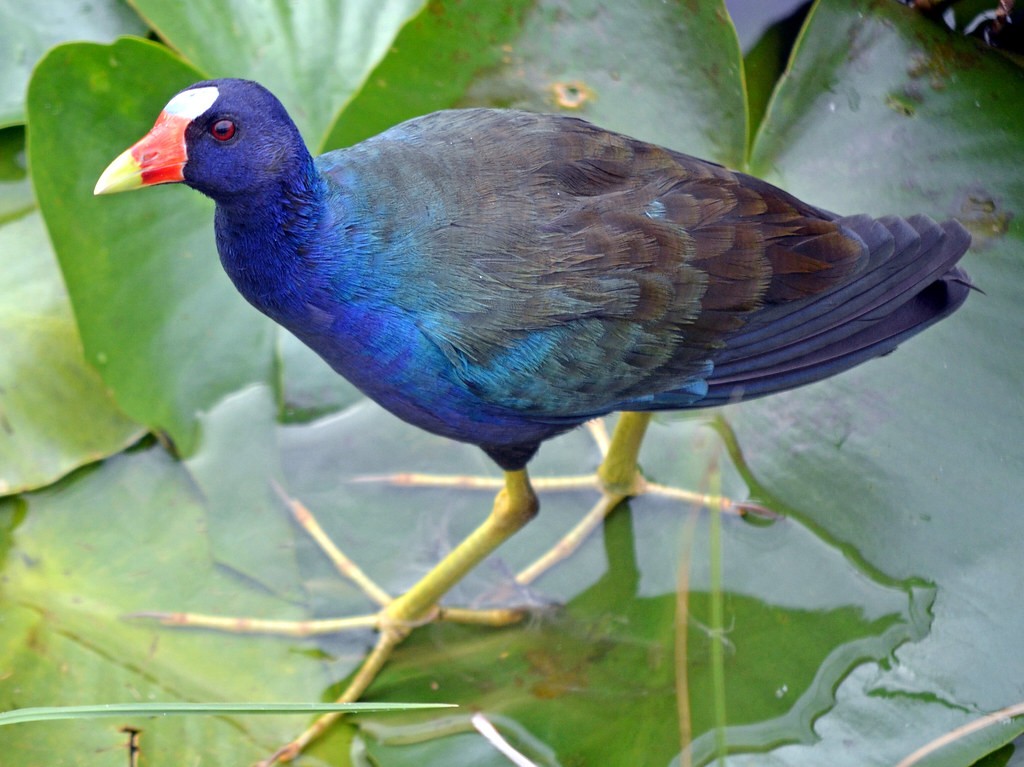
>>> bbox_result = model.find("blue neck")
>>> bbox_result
[213,155,331,323]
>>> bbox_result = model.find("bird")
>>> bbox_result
[94,78,972,762]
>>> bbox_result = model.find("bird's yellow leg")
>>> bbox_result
[515,411,649,585]
[252,414,770,763]
[261,469,540,765]
[596,411,651,494]
[274,489,526,628]
[133,414,764,764]
[351,413,766,591]
[380,467,539,623]
[132,481,528,634]
[144,414,762,635]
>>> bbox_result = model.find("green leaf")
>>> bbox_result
[324,0,748,168]
[320,0,535,151]
[0,210,141,494]
[460,0,747,166]
[131,0,426,146]
[0,445,343,766]
[1,120,141,495]
[750,0,1024,225]
[728,0,1024,764]
[27,38,277,455]
[183,385,300,595]
[0,0,146,128]
[742,3,807,152]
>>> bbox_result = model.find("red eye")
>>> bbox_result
[210,119,236,141]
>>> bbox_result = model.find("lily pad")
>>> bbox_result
[0,442,340,766]
[0,387,939,767]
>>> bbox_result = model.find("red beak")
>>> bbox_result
[94,111,191,194]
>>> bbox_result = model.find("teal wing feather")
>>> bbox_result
[329,109,867,418]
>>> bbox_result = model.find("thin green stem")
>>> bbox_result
[707,449,728,764]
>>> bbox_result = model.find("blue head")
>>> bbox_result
[95,78,312,204]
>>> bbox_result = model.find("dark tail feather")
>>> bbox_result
[696,215,972,407]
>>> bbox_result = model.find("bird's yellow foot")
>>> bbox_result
[132,413,767,765]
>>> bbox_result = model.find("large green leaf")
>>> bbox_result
[27,38,276,455]
[0,124,140,495]
[0,434,340,767]
[457,0,747,165]
[0,388,931,766]
[727,1,1024,764]
[131,0,426,146]
[0,210,141,494]
[321,0,536,151]
[0,0,145,128]
[323,0,747,166]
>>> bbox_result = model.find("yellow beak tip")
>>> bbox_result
[94,149,143,196]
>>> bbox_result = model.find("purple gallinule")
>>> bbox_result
[95,79,972,761]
